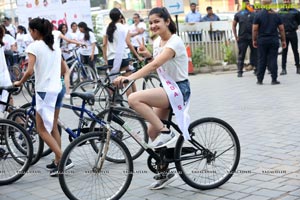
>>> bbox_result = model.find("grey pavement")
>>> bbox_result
[2,53,300,200]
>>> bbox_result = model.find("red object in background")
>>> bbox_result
[229,0,235,11]
[186,45,194,74]
[156,0,162,7]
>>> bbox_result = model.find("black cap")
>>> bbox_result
[243,0,250,2]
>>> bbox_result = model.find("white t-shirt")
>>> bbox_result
[68,31,80,50]
[23,33,33,47]
[153,34,188,82]
[26,40,62,93]
[0,46,12,111]
[6,24,16,38]
[78,31,99,56]
[60,32,73,60]
[129,22,147,47]
[104,23,129,60]
[16,33,26,53]
[3,34,16,51]
[52,30,62,50]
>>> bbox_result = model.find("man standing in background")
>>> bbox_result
[278,0,300,75]
[253,0,286,85]
[233,0,257,77]
[185,3,202,42]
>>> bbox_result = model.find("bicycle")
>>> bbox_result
[65,46,98,87]
[70,61,161,119]
[8,85,147,161]
[0,118,33,185]
[58,80,240,200]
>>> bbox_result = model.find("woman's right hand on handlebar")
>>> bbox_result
[113,76,131,88]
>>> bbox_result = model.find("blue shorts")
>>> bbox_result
[160,79,191,103]
[177,79,191,103]
[37,85,66,109]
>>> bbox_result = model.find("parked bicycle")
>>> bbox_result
[58,80,240,200]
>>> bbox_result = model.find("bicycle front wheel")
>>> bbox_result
[59,132,133,200]
[175,117,240,190]
[0,119,33,185]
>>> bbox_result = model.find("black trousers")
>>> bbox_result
[281,31,300,69]
[80,55,97,69]
[257,42,279,82]
[188,32,202,42]
[237,39,257,74]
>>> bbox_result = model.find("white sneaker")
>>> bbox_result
[64,94,71,99]
[150,131,177,149]
[149,172,178,190]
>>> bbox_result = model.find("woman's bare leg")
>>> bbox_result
[36,112,62,164]
[128,87,170,140]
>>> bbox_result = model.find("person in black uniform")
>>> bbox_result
[252,0,286,85]
[232,0,257,77]
[278,0,300,75]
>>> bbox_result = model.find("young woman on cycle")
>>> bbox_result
[114,7,191,189]
[103,8,142,95]
[14,18,73,176]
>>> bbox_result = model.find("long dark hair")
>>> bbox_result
[58,23,68,46]
[29,18,54,51]
[0,25,4,46]
[149,7,177,34]
[78,22,92,41]
[106,8,123,43]
[0,24,13,37]
[17,25,27,34]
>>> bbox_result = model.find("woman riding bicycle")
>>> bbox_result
[114,7,191,189]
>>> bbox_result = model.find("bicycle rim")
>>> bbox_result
[0,120,33,185]
[175,117,240,190]
[59,132,133,200]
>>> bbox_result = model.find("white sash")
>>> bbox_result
[36,92,59,133]
[109,24,127,81]
[156,67,191,140]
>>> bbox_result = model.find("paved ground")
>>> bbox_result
[1,53,300,200]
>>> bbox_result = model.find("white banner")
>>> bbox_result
[16,0,93,30]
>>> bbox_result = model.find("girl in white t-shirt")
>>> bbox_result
[77,22,98,69]
[14,18,72,176]
[114,7,191,189]
[16,25,27,53]
[1,25,17,67]
[0,25,13,111]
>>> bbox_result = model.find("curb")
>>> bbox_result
[190,64,237,75]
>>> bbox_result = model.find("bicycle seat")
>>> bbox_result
[96,65,113,71]
[0,86,19,94]
[70,92,95,105]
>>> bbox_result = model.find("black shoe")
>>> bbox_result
[297,68,300,74]
[46,160,56,170]
[271,80,280,85]
[47,158,73,171]
[280,69,287,75]
[256,81,263,85]
[237,73,243,77]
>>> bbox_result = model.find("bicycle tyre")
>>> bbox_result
[70,80,111,119]
[10,65,23,95]
[174,117,240,190]
[24,76,35,97]
[7,109,44,165]
[142,74,161,90]
[58,131,133,200]
[89,107,148,162]
[80,64,97,82]
[0,119,33,185]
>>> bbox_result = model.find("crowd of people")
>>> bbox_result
[233,0,300,84]
[0,6,191,190]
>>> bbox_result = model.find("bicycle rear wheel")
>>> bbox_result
[10,65,23,95]
[142,74,161,90]
[175,117,240,190]
[7,109,44,165]
[59,131,133,200]
[0,119,33,185]
[90,107,148,162]
[70,80,110,119]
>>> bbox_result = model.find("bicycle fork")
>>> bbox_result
[94,124,111,172]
